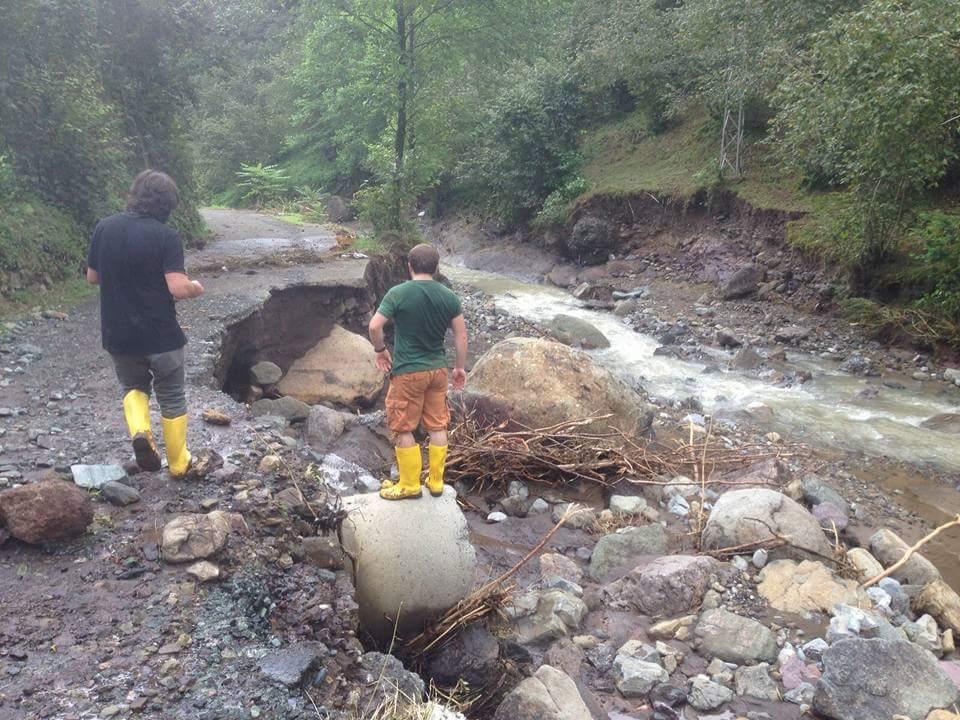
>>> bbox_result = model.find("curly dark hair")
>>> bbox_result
[126,170,179,222]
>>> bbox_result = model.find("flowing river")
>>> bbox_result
[447,265,960,474]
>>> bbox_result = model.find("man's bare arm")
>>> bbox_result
[86,268,100,285]
[165,272,204,300]
[450,313,467,389]
[369,312,392,372]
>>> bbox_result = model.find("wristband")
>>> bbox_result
[374,346,387,353]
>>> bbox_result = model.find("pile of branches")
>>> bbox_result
[445,414,788,491]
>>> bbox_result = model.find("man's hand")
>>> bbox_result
[191,280,204,297]
[451,367,466,390]
[375,348,393,373]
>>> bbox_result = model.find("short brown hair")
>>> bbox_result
[408,243,440,275]
[126,170,179,222]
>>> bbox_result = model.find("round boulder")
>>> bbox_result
[0,479,93,544]
[467,337,654,435]
[548,315,610,350]
[567,216,614,266]
[277,325,385,408]
[702,488,833,560]
[341,486,477,644]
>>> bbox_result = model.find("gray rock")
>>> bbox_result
[590,525,668,581]
[719,264,764,300]
[487,511,508,523]
[944,368,960,385]
[428,625,500,688]
[548,315,610,350]
[814,638,958,720]
[827,604,904,644]
[552,502,597,529]
[514,590,587,645]
[920,413,960,434]
[785,683,815,705]
[752,548,769,569]
[614,656,668,697]
[614,299,638,317]
[667,495,690,516]
[161,511,238,563]
[717,328,744,348]
[732,347,764,370]
[568,216,614,266]
[702,489,833,560]
[341,486,476,644]
[500,495,532,518]
[304,405,347,451]
[838,354,876,376]
[251,396,311,422]
[493,665,593,720]
[249,361,283,386]
[100,481,140,506]
[802,638,829,662]
[869,529,941,586]
[902,614,942,655]
[813,502,849,531]
[529,498,551,515]
[357,652,426,707]
[260,642,327,687]
[688,675,734,711]
[735,663,779,701]
[609,495,647,515]
[296,535,346,570]
[801,475,851,514]
[605,555,716,618]
[70,464,127,490]
[695,609,778,665]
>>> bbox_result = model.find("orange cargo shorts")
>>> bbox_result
[386,368,450,434]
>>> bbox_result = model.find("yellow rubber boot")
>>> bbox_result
[380,445,423,501]
[427,444,447,497]
[161,414,192,478]
[123,390,162,471]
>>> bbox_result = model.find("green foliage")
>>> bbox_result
[910,211,960,323]
[236,163,291,208]
[0,153,16,202]
[461,65,588,224]
[534,176,591,228]
[0,199,87,297]
[774,0,960,266]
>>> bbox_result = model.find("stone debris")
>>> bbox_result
[100,480,141,506]
[70,463,127,489]
[161,510,239,563]
[260,642,328,687]
[0,479,93,544]
[493,665,592,720]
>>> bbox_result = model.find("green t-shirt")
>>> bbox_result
[378,280,462,376]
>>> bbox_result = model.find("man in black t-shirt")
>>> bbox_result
[87,170,204,477]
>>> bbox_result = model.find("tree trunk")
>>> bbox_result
[392,1,408,231]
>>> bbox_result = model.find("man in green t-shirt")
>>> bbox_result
[368,244,468,500]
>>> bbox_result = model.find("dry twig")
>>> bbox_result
[861,514,960,588]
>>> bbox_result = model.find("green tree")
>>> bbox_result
[774,0,960,270]
[292,0,560,233]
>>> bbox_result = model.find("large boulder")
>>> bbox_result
[341,486,476,644]
[250,396,311,422]
[814,638,958,720]
[277,325,385,408]
[701,489,833,559]
[493,665,593,720]
[719,264,764,300]
[758,560,867,614]
[0,479,93,544]
[869,528,941,586]
[161,511,239,563]
[567,216,614,266]
[695,609,778,664]
[605,555,716,618]
[916,581,960,636]
[548,315,610,350]
[467,338,654,436]
[589,525,668,581]
[512,589,587,645]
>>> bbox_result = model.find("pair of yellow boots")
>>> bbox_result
[380,444,446,500]
[122,390,191,477]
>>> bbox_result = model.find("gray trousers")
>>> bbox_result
[111,348,187,419]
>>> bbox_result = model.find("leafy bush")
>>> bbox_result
[0,199,86,297]
[911,211,960,322]
[235,163,290,208]
[534,175,591,229]
[0,153,16,201]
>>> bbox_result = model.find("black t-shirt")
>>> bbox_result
[87,211,188,355]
